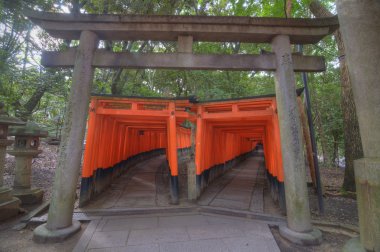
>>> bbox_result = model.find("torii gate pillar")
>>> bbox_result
[337,1,380,251]
[272,35,322,245]
[33,30,98,243]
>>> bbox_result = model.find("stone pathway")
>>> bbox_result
[82,155,265,212]
[75,154,281,252]
[73,212,280,252]
[198,155,266,213]
[83,156,173,209]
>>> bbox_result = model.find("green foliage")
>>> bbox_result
[0,0,344,163]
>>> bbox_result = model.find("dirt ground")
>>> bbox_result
[1,144,358,251]
[310,167,358,227]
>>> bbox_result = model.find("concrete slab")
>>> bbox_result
[121,190,156,198]
[186,223,244,240]
[159,238,228,252]
[250,185,264,213]
[127,227,190,245]
[222,236,280,252]
[217,190,253,202]
[210,198,249,210]
[87,231,129,249]
[88,244,160,252]
[158,214,209,228]
[100,216,158,232]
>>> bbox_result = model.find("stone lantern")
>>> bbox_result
[8,122,48,204]
[0,102,25,220]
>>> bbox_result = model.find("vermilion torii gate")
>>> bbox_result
[26,10,338,245]
[78,94,285,209]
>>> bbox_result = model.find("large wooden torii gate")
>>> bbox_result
[27,10,338,245]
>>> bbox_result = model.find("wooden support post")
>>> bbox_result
[34,30,98,243]
[195,106,203,197]
[187,122,197,200]
[167,102,179,204]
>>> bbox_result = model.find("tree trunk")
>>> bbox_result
[16,84,49,121]
[332,131,339,168]
[297,97,317,187]
[310,0,363,192]
[315,111,330,166]
[285,0,292,18]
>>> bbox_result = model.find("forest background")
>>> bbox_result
[0,0,362,191]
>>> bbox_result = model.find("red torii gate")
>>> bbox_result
[79,94,285,209]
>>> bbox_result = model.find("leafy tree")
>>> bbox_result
[0,0,348,181]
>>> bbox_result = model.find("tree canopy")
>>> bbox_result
[0,0,344,168]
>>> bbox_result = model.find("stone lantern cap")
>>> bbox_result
[0,102,25,126]
[8,122,48,138]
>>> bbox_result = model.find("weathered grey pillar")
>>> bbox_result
[271,35,322,245]
[34,30,98,243]
[336,1,380,251]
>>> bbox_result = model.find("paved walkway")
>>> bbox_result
[83,155,177,209]
[73,212,280,252]
[82,155,266,212]
[75,153,281,252]
[198,155,266,212]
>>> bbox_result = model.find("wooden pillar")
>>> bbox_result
[167,102,179,204]
[195,106,203,197]
[187,122,197,200]
[34,30,98,243]
[271,35,322,245]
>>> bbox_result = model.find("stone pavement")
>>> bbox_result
[83,155,176,209]
[198,155,266,212]
[75,154,282,251]
[81,155,266,212]
[73,212,280,252]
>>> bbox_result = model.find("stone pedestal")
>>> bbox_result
[8,149,43,205]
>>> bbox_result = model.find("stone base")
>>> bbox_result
[33,220,81,243]
[342,237,366,252]
[279,225,322,246]
[13,188,43,205]
[0,196,21,221]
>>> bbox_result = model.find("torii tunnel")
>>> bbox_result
[80,93,286,208]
